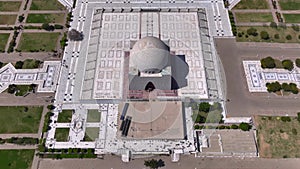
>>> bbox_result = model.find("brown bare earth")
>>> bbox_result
[255,115,300,158]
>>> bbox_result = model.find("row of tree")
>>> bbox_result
[266,82,299,94]
[261,56,300,71]
[194,123,252,131]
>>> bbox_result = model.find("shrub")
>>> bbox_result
[282,59,294,71]
[54,24,64,29]
[297,112,300,122]
[270,22,277,29]
[199,102,211,113]
[231,124,238,129]
[260,31,269,40]
[247,27,258,36]
[292,24,300,32]
[194,125,200,130]
[261,56,275,68]
[15,61,24,69]
[239,123,251,131]
[42,23,54,31]
[280,116,291,122]
[286,34,292,40]
[296,59,300,68]
[266,81,281,92]
[292,128,297,135]
[274,34,279,39]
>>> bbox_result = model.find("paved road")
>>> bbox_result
[215,38,300,117]
[0,133,38,139]
[0,144,36,150]
[0,92,54,106]
[38,155,300,169]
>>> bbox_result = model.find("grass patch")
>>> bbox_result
[54,128,69,141]
[0,1,21,11]
[57,110,73,123]
[235,13,273,23]
[30,0,65,10]
[279,0,300,10]
[0,150,34,169]
[86,110,101,122]
[14,85,34,96]
[26,13,65,24]
[283,14,300,23]
[0,15,17,25]
[236,26,300,43]
[234,0,269,9]
[0,106,42,133]
[17,33,60,52]
[256,115,300,158]
[84,128,99,141]
[0,33,9,52]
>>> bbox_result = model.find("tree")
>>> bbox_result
[144,159,165,169]
[266,81,281,93]
[68,29,84,41]
[282,59,294,71]
[231,124,238,129]
[7,84,17,94]
[47,105,55,110]
[199,102,211,113]
[260,56,275,69]
[239,122,251,131]
[292,24,300,32]
[274,34,280,39]
[247,27,258,36]
[260,31,269,40]
[270,22,277,29]
[15,61,24,69]
[297,112,300,123]
[286,34,292,40]
[42,23,54,31]
[289,83,299,94]
[296,58,300,68]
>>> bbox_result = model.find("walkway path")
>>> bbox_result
[0,133,38,139]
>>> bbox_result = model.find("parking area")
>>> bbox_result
[215,38,300,117]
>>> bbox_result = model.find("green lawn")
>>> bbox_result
[54,128,69,141]
[0,15,17,25]
[283,14,300,23]
[17,33,60,52]
[0,1,21,11]
[236,26,300,43]
[0,106,42,133]
[30,0,65,10]
[57,110,73,123]
[26,13,65,23]
[234,0,269,9]
[256,116,300,158]
[0,33,9,52]
[279,0,300,10]
[0,150,34,169]
[14,85,33,96]
[86,110,101,122]
[84,128,99,141]
[235,13,273,23]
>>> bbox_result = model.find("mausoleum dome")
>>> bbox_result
[130,36,170,74]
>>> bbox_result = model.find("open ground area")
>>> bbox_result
[54,128,69,141]
[30,0,65,10]
[26,13,65,24]
[0,34,9,52]
[0,106,42,133]
[235,13,273,23]
[234,0,269,9]
[279,0,300,10]
[255,115,300,158]
[17,33,60,52]
[0,15,17,25]
[57,110,73,123]
[236,26,300,43]
[0,150,34,169]
[0,1,21,11]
